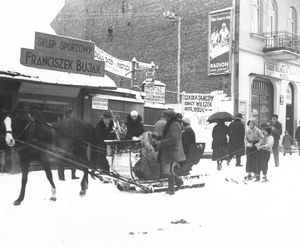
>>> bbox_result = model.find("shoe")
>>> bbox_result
[261,176,268,182]
[59,178,65,181]
[235,164,243,167]
[72,176,80,180]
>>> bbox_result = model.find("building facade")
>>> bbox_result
[238,0,300,136]
[51,0,233,103]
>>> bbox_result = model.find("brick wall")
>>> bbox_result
[51,0,233,102]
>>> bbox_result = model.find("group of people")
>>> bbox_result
[92,108,196,195]
[212,114,283,182]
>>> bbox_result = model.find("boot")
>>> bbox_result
[262,175,268,182]
[174,175,183,190]
[71,169,79,179]
[166,175,175,195]
[254,174,260,182]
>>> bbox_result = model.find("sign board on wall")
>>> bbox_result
[35,32,95,59]
[264,63,300,82]
[183,93,214,113]
[208,9,231,76]
[144,81,165,104]
[92,95,108,110]
[20,48,105,77]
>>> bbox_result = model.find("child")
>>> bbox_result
[255,127,274,182]
[282,130,293,155]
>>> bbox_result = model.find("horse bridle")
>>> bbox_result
[6,113,36,149]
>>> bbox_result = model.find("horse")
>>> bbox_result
[3,110,101,205]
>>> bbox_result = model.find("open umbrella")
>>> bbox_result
[207,111,234,123]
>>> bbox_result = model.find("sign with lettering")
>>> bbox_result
[144,83,165,104]
[94,46,132,79]
[20,48,105,77]
[35,32,95,59]
[92,95,108,110]
[208,9,231,75]
[264,63,300,82]
[183,93,214,113]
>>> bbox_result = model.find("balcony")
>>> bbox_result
[263,31,300,61]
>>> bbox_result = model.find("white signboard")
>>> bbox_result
[94,46,132,79]
[20,48,105,77]
[35,32,95,59]
[144,84,165,104]
[265,63,300,82]
[92,96,108,110]
[183,93,215,113]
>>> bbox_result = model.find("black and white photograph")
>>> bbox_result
[1,1,300,249]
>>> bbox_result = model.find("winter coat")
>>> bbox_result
[95,119,117,146]
[295,126,300,142]
[182,126,196,156]
[125,114,144,140]
[271,121,282,147]
[282,135,293,150]
[212,123,229,149]
[228,119,245,156]
[158,119,185,163]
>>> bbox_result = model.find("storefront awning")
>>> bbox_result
[19,82,81,98]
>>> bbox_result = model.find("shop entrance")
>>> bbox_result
[285,83,294,136]
[251,78,274,127]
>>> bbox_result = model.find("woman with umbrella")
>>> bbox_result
[209,112,232,170]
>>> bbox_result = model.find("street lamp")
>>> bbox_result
[163,11,181,103]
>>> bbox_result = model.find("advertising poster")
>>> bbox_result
[208,9,231,75]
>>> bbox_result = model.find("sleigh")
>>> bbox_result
[104,140,206,193]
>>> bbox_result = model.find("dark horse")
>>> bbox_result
[3,110,101,205]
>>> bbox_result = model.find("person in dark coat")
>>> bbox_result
[270,114,282,167]
[125,110,144,140]
[294,120,300,155]
[212,119,229,170]
[94,110,117,172]
[282,130,293,155]
[176,112,183,129]
[227,113,245,166]
[57,109,80,180]
[0,113,6,172]
[154,110,185,195]
[181,117,196,158]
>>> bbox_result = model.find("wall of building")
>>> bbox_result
[51,0,233,103]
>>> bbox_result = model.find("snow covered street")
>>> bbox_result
[1,153,300,250]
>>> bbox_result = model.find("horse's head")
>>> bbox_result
[3,110,34,147]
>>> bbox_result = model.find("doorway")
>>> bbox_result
[285,83,294,136]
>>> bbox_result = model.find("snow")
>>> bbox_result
[1,154,300,250]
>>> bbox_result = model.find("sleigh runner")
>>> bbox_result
[104,139,206,192]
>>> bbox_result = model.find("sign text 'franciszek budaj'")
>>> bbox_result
[20,48,105,77]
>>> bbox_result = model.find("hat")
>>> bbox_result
[247,118,256,126]
[235,113,243,119]
[176,113,183,119]
[103,110,113,118]
[163,109,176,119]
[182,117,191,125]
[130,110,138,117]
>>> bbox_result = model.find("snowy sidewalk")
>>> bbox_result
[0,152,300,250]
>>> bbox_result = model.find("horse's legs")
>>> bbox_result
[14,161,30,206]
[42,161,57,201]
[79,169,89,196]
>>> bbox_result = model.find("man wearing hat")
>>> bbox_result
[154,110,185,195]
[182,117,196,158]
[94,110,117,171]
[227,113,245,166]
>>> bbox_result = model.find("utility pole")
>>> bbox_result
[163,11,181,103]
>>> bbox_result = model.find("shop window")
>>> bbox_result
[251,79,273,127]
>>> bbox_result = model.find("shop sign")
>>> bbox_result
[183,93,214,113]
[20,48,105,77]
[92,95,108,110]
[35,32,95,59]
[208,8,231,76]
[144,83,165,104]
[265,63,300,82]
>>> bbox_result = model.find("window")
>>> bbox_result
[288,8,297,34]
[267,0,276,33]
[251,0,261,33]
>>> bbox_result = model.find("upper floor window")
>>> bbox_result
[251,0,261,33]
[288,7,297,34]
[267,0,277,33]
